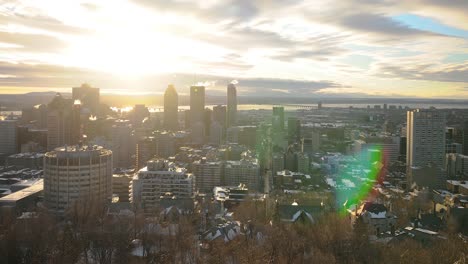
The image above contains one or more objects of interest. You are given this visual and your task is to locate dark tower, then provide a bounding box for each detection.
[227,83,237,127]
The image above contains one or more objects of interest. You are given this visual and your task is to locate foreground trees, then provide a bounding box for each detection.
[0,199,466,264]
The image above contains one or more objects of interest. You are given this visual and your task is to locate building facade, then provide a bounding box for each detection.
[111,120,134,168]
[131,159,195,208]
[163,84,179,131]
[44,145,112,214]
[224,159,260,190]
[407,109,446,168]
[192,159,223,193]
[189,86,205,127]
[0,120,17,157]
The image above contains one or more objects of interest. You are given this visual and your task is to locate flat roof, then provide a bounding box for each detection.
[447,180,468,189]
[0,179,43,204]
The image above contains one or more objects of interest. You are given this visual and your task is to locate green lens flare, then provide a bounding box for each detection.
[336,146,384,216]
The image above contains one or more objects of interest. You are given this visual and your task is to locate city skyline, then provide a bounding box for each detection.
[0,1,467,98]
[0,1,467,262]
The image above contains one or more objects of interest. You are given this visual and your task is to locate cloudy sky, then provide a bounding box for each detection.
[0,0,468,98]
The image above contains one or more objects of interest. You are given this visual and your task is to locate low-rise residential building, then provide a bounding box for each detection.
[349,202,397,235]
[446,180,468,195]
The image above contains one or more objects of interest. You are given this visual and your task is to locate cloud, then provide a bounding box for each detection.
[1,0,468,98]
[376,62,468,82]
[0,12,91,35]
[133,0,261,24]
[0,61,349,96]
[0,31,67,52]
[80,3,99,12]
[339,13,436,37]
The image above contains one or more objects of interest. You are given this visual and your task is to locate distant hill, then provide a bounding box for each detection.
[1,91,468,110]
[0,91,71,109]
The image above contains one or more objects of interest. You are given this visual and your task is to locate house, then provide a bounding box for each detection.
[276,201,323,224]
[200,221,242,249]
[349,202,397,234]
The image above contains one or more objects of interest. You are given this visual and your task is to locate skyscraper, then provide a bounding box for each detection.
[212,105,227,128]
[47,93,73,150]
[190,85,205,126]
[164,84,179,131]
[111,120,134,168]
[407,109,446,168]
[272,106,285,131]
[287,117,301,144]
[72,83,100,115]
[71,100,82,144]
[227,83,237,127]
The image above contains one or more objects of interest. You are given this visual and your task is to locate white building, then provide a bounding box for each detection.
[44,145,113,214]
[131,159,194,208]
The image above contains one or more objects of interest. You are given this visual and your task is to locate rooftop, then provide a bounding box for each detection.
[447,180,468,189]
[0,179,43,204]
[45,145,111,158]
[7,152,44,159]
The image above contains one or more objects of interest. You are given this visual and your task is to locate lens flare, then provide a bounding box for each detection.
[336,146,384,215]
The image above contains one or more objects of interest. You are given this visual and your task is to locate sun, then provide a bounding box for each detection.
[64,25,177,78]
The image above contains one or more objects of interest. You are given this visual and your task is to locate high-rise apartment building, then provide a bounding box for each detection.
[164,84,179,131]
[407,109,446,189]
[407,109,446,168]
[44,145,112,214]
[227,83,237,127]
